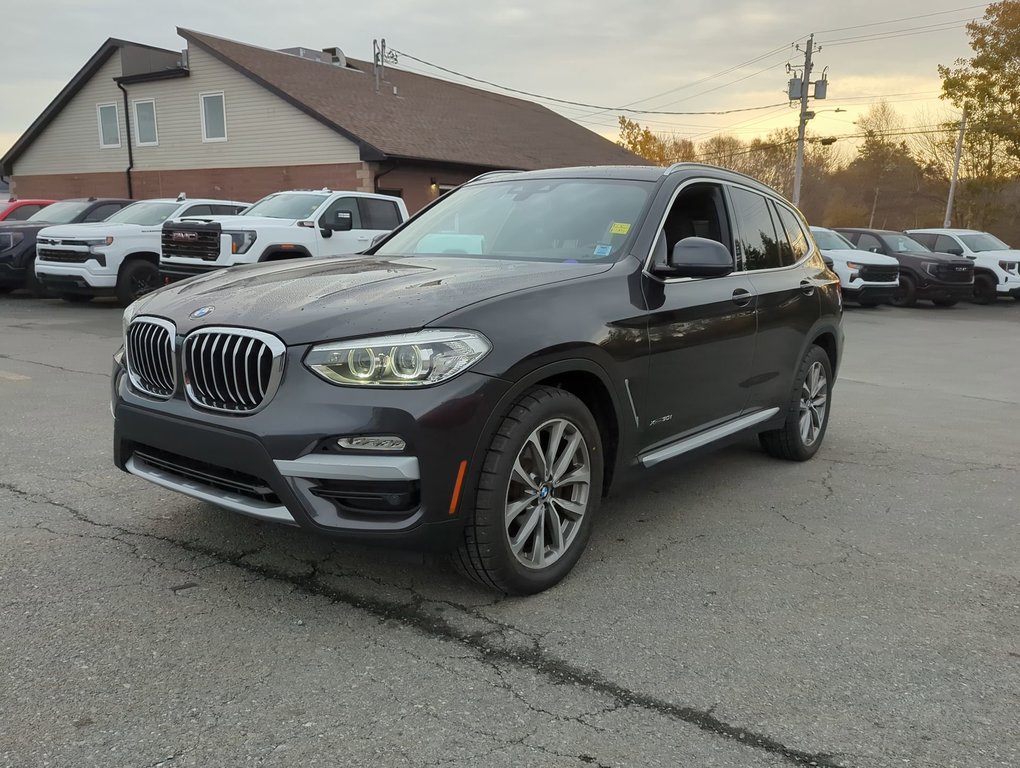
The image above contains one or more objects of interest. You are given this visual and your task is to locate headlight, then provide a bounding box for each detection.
[82,233,115,245]
[999,260,1019,272]
[0,232,24,251]
[923,262,941,275]
[225,230,257,254]
[845,261,863,270]
[304,330,491,387]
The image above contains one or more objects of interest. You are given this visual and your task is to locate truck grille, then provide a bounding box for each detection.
[934,263,974,283]
[126,317,177,399]
[182,328,285,414]
[858,265,898,283]
[162,223,221,261]
[133,445,279,504]
[37,248,90,263]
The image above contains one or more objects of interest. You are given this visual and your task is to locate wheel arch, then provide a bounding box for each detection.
[120,251,159,270]
[259,245,313,262]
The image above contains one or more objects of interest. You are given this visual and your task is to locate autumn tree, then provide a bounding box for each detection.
[940,0,1020,161]
[617,116,696,165]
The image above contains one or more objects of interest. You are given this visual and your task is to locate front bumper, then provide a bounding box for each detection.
[160,261,229,284]
[36,263,117,294]
[915,281,973,301]
[843,283,897,304]
[112,359,511,548]
[0,256,28,287]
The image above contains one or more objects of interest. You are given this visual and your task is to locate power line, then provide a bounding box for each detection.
[822,20,972,46]
[388,49,789,115]
[814,3,986,34]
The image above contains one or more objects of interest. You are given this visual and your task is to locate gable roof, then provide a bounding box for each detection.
[180,29,645,170]
[1,39,182,174]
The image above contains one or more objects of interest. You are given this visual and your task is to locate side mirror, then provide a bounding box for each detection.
[667,237,734,278]
[321,210,353,238]
[822,254,835,269]
[946,246,963,256]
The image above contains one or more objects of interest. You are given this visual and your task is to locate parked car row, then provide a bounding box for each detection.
[810,225,1020,308]
[0,189,410,306]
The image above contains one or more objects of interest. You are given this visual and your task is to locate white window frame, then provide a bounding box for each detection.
[132,98,159,147]
[199,91,227,143]
[96,103,121,149]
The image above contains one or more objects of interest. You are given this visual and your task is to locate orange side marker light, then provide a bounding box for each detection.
[448,460,468,515]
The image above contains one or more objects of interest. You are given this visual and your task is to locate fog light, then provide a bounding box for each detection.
[338,436,406,451]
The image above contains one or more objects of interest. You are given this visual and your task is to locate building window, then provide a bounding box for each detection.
[133,99,158,146]
[96,103,120,148]
[200,92,227,142]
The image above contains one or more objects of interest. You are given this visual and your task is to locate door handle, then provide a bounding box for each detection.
[731,288,753,307]
[800,280,816,296]
[356,236,370,241]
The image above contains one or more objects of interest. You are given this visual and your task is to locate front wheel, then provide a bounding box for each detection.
[971,274,996,305]
[890,274,917,307]
[116,259,160,306]
[759,346,832,462]
[455,386,603,595]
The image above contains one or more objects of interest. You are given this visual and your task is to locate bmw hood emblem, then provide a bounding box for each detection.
[189,306,215,320]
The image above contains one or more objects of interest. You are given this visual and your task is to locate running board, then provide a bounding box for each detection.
[639,407,781,468]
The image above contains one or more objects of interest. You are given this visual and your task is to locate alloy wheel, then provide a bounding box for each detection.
[504,418,591,570]
[799,361,828,447]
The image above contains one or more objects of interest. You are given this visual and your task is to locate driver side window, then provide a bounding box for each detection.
[654,183,732,269]
[857,234,884,253]
[319,197,362,230]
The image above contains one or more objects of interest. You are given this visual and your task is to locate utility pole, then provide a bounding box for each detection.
[944,106,968,227]
[792,34,814,207]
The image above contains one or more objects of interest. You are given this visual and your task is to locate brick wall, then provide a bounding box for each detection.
[370,163,491,212]
[12,162,370,203]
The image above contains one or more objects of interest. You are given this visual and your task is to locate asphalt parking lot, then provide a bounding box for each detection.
[1,294,1017,768]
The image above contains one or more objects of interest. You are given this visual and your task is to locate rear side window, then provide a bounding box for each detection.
[6,205,43,221]
[83,202,126,222]
[729,188,781,271]
[773,204,810,265]
[182,204,213,217]
[359,198,402,230]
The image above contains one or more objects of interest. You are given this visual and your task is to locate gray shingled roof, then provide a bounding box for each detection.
[182,29,646,170]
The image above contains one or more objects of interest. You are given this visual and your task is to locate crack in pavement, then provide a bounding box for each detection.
[2,481,849,768]
[0,353,107,378]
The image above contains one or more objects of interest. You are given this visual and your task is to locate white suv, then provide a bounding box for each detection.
[35,197,247,305]
[160,189,409,284]
[810,226,900,306]
[906,228,1020,304]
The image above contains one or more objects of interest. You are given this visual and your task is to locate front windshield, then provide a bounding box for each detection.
[812,229,854,250]
[26,201,90,224]
[888,234,930,253]
[960,233,1010,252]
[376,178,652,262]
[104,201,180,226]
[242,193,328,220]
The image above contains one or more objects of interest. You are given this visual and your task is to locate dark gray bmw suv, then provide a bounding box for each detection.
[113,164,843,594]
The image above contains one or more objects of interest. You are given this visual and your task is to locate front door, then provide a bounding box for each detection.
[642,182,757,449]
[317,197,404,257]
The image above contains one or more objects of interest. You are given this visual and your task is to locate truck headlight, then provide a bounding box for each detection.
[0,232,24,251]
[304,330,491,387]
[998,260,1019,273]
[225,230,257,254]
[923,262,940,276]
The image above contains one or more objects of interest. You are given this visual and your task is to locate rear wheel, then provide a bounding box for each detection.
[116,259,159,306]
[60,293,93,303]
[455,386,603,595]
[971,274,997,305]
[890,274,916,307]
[759,346,832,462]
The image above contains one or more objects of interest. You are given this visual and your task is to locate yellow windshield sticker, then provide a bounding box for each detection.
[609,222,631,235]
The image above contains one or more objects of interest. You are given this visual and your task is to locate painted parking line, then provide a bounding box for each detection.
[0,371,31,381]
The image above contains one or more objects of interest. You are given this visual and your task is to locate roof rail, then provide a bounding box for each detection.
[469,169,524,182]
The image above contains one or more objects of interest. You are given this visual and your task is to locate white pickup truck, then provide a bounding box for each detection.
[35,196,247,305]
[159,189,409,284]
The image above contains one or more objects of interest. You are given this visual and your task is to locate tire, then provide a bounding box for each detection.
[890,274,917,307]
[933,298,958,307]
[60,293,93,303]
[759,345,832,462]
[455,386,603,595]
[25,255,49,298]
[116,259,159,306]
[971,274,997,305]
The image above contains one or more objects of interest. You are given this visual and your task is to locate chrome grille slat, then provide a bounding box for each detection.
[125,317,176,400]
[182,327,285,414]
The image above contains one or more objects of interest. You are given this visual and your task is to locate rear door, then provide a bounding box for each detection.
[358,198,404,250]
[732,190,821,412]
[642,181,758,448]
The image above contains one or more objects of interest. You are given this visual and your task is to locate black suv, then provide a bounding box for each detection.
[112,165,843,594]
[835,228,974,307]
[0,198,132,295]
